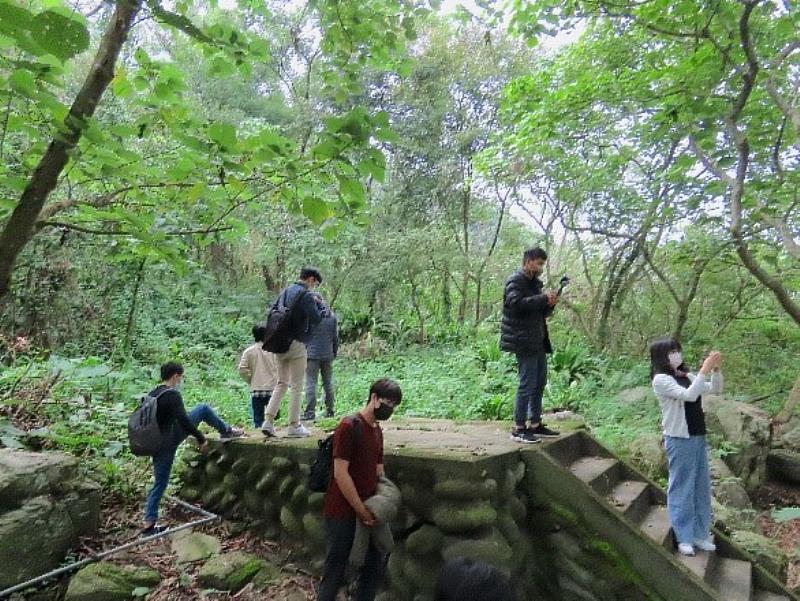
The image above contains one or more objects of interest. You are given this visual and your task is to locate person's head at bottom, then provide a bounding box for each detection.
[434,558,513,601]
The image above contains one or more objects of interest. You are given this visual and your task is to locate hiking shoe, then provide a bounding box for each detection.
[324,409,335,418]
[140,524,169,538]
[693,537,716,552]
[529,423,560,438]
[261,420,276,437]
[286,423,311,438]
[301,411,316,422]
[220,427,245,442]
[510,429,541,444]
[678,543,695,556]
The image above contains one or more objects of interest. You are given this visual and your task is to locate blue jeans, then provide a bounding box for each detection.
[514,352,547,427]
[664,435,712,544]
[143,404,229,523]
[251,392,271,427]
[304,359,335,415]
[318,517,386,601]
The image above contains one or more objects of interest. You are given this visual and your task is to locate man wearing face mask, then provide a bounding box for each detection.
[141,362,243,536]
[500,247,560,444]
[318,378,402,601]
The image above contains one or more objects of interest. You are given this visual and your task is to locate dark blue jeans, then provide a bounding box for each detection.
[251,392,271,427]
[514,352,548,428]
[143,404,229,523]
[318,516,386,601]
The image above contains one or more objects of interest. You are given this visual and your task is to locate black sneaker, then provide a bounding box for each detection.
[140,524,169,538]
[220,427,245,442]
[510,429,541,444]
[301,411,316,422]
[529,423,560,438]
[324,409,334,418]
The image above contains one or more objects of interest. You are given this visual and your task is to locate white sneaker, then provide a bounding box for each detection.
[286,423,310,438]
[678,543,695,556]
[261,420,275,437]
[693,537,716,552]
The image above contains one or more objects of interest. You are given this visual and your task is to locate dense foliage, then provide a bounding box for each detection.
[0,0,797,496]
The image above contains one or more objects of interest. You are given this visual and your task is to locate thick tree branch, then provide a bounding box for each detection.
[0,0,142,298]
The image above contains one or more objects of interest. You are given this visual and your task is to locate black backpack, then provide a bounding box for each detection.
[308,415,362,493]
[263,287,308,353]
[127,387,172,457]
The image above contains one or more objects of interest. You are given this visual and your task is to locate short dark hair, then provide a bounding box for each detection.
[299,267,322,284]
[434,559,512,601]
[252,322,267,342]
[649,337,683,379]
[523,247,548,262]
[368,378,402,406]
[160,362,184,381]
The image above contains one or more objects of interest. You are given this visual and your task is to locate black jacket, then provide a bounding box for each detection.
[271,282,326,344]
[150,385,206,444]
[499,269,554,355]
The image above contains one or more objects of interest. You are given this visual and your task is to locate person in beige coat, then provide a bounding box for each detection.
[239,323,278,427]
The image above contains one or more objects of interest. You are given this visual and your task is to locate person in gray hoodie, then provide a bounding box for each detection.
[302,296,338,421]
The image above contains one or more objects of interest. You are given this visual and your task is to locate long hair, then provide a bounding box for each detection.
[649,337,690,387]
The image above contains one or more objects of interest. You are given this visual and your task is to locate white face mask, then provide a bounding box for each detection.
[668,352,683,370]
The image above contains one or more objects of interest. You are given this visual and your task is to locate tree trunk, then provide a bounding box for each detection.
[775,374,800,425]
[123,258,147,353]
[0,0,142,299]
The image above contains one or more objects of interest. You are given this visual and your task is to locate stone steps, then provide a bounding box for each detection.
[558,446,794,601]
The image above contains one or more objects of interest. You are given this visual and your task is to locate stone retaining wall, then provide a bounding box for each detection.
[178,439,658,601]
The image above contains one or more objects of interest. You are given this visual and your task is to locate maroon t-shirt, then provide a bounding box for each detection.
[323,415,384,520]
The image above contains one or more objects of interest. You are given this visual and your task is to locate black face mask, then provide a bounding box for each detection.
[374,403,394,421]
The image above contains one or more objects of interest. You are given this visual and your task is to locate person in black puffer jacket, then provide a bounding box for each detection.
[500,247,560,443]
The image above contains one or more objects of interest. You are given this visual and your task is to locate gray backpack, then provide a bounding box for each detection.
[128,388,172,456]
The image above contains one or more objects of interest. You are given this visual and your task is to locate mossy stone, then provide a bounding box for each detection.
[242,489,263,515]
[255,470,278,494]
[218,491,238,513]
[400,483,434,518]
[64,562,160,601]
[280,507,303,536]
[496,511,521,546]
[197,551,267,591]
[506,495,527,525]
[402,555,441,592]
[302,512,326,546]
[243,464,260,484]
[405,525,443,557]
[500,469,516,499]
[222,473,240,493]
[432,501,497,534]
[271,456,293,473]
[308,492,326,510]
[433,478,497,501]
[170,531,222,564]
[731,530,788,580]
[231,457,249,474]
[278,474,296,499]
[205,460,222,481]
[387,548,414,600]
[290,484,307,509]
[216,451,234,468]
[202,486,225,509]
[180,486,202,503]
[442,528,512,572]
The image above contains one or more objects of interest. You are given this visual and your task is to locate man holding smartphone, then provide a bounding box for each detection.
[500,247,561,443]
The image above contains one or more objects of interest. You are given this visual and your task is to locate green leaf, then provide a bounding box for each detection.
[208,122,237,151]
[29,8,89,61]
[338,177,366,208]
[302,196,332,225]
[9,69,36,97]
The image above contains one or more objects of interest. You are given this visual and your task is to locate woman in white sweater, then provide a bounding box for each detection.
[650,337,723,557]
